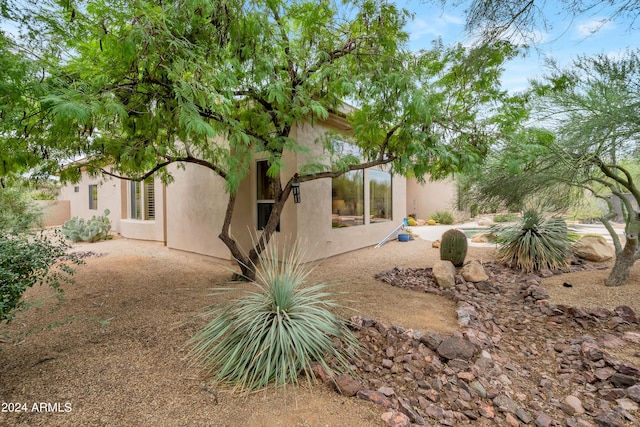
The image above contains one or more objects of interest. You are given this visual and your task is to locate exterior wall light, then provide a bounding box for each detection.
[291,181,301,204]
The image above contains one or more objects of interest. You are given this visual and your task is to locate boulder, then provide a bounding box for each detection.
[461,260,489,282]
[572,235,614,262]
[433,260,456,289]
[471,232,492,243]
[432,240,440,248]
[416,219,426,226]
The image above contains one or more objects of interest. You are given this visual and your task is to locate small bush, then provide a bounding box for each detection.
[492,210,570,273]
[406,217,417,226]
[189,241,359,392]
[430,211,455,225]
[0,187,80,326]
[493,213,520,223]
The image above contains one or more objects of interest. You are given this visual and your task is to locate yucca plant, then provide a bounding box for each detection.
[188,241,359,393]
[492,209,570,273]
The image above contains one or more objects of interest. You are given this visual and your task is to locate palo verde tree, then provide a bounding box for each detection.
[5,0,522,279]
[467,50,640,286]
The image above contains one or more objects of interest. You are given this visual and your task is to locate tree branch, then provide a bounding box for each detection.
[299,156,396,182]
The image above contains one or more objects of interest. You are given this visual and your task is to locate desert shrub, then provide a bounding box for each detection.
[62,209,111,242]
[0,187,80,326]
[189,241,359,392]
[493,213,520,223]
[492,210,570,273]
[430,211,455,225]
[406,217,417,226]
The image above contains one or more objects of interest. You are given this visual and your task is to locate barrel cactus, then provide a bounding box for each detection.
[439,229,468,267]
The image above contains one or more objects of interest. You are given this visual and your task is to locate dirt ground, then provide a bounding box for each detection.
[1,235,638,426]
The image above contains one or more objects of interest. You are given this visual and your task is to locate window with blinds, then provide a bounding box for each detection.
[130,177,155,220]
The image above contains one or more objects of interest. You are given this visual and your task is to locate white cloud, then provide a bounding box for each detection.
[575,18,615,38]
[408,13,464,41]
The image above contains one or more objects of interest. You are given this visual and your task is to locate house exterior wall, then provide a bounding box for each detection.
[59,172,165,242]
[164,163,231,258]
[59,174,123,232]
[406,177,457,221]
[293,122,407,262]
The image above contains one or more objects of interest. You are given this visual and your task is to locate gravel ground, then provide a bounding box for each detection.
[1,233,638,426]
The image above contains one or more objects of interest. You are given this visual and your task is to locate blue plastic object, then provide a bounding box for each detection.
[398,233,410,242]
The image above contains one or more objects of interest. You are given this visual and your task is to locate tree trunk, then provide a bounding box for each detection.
[217,180,293,282]
[605,232,639,287]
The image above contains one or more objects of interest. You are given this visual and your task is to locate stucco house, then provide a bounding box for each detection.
[59,113,456,262]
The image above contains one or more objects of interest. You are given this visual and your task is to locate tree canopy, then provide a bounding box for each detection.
[2,0,524,277]
[462,49,640,285]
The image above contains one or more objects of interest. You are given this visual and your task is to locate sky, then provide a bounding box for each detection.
[400,0,640,93]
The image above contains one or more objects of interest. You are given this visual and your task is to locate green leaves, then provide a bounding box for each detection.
[492,210,571,273]
[188,240,359,392]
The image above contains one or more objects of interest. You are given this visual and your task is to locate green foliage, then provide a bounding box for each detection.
[492,210,570,273]
[440,229,468,267]
[430,211,455,225]
[4,0,525,278]
[61,209,111,243]
[0,186,80,326]
[189,241,359,392]
[0,187,43,233]
[493,213,520,223]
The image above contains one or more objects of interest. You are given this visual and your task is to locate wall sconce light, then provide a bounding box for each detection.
[292,179,301,204]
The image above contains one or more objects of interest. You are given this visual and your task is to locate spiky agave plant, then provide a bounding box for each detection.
[493,209,570,273]
[188,240,359,392]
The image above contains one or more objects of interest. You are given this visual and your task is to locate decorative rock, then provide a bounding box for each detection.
[627,385,640,403]
[378,386,395,397]
[471,232,492,243]
[310,362,331,383]
[564,395,585,415]
[381,411,410,427]
[505,412,520,427]
[470,380,487,398]
[516,407,533,424]
[433,260,456,289]
[535,412,553,427]
[335,374,361,397]
[614,306,638,323]
[416,219,426,226]
[615,398,638,412]
[436,337,477,361]
[493,394,519,413]
[623,332,640,344]
[398,397,426,425]
[461,260,489,282]
[610,373,637,388]
[593,411,625,427]
[357,389,393,408]
[432,240,441,248]
[572,235,614,262]
[526,284,550,301]
[595,367,616,380]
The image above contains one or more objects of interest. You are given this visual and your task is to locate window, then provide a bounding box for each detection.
[370,169,392,222]
[332,170,364,228]
[89,184,98,210]
[256,160,280,231]
[74,186,79,193]
[130,177,155,220]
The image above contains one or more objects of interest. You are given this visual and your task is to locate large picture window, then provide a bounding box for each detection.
[332,170,364,228]
[370,169,392,222]
[257,160,280,231]
[130,177,155,220]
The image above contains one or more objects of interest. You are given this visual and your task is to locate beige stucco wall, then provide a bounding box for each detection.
[406,177,457,221]
[293,122,407,262]
[59,173,123,232]
[164,163,232,258]
[34,200,70,227]
[59,172,165,242]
